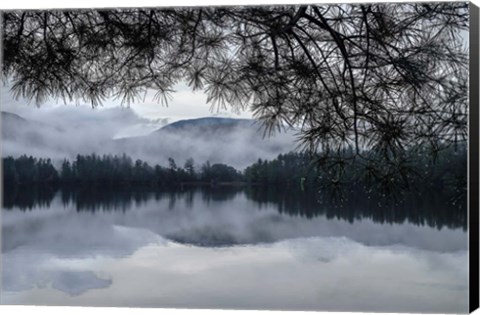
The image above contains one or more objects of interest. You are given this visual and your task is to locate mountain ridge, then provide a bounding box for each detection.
[158,116,257,133]
[2,111,296,169]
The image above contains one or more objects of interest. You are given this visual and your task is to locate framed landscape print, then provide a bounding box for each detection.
[1,0,479,314]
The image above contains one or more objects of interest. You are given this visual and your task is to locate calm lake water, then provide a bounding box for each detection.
[1,186,468,313]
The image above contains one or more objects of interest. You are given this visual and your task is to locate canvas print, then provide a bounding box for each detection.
[0,2,474,313]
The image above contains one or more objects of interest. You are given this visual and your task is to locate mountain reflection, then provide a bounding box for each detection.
[3,184,466,230]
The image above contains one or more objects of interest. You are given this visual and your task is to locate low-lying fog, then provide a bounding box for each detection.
[1,105,297,169]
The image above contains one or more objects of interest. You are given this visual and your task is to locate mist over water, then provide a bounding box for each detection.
[1,107,297,169]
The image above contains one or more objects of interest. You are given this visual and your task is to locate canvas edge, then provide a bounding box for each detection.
[469,1,480,314]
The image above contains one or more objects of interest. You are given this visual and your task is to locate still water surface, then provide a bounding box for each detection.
[1,186,468,312]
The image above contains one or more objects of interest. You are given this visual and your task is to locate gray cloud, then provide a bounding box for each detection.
[2,104,297,169]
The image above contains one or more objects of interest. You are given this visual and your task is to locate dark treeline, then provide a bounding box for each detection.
[3,156,59,185]
[245,146,467,211]
[3,154,242,187]
[3,147,467,193]
[246,147,466,189]
[3,146,467,214]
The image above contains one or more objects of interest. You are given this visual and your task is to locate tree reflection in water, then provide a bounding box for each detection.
[3,184,466,231]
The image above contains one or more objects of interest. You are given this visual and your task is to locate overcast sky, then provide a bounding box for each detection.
[1,81,254,124]
[1,79,291,166]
